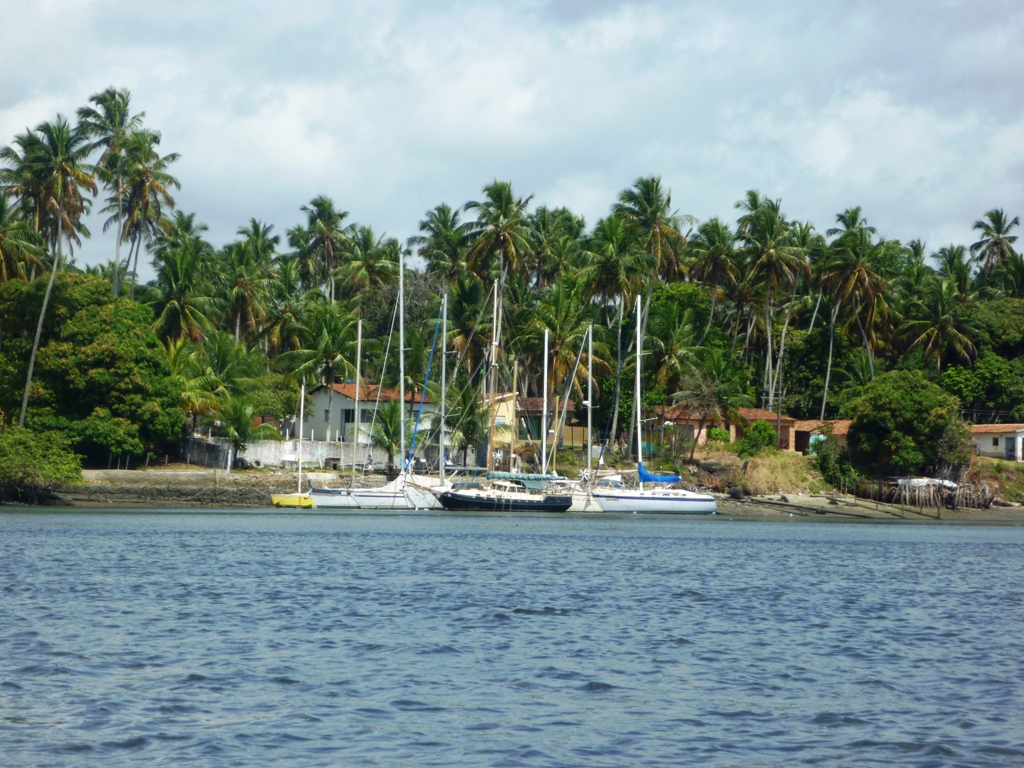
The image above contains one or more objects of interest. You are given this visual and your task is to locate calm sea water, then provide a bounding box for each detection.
[1,512,1022,767]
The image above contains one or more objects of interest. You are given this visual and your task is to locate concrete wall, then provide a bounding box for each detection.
[239,439,391,470]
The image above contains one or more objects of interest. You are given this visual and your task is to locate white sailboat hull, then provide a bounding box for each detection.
[566,492,603,513]
[592,488,717,514]
[310,476,445,511]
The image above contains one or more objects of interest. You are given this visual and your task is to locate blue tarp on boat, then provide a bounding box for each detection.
[637,463,680,484]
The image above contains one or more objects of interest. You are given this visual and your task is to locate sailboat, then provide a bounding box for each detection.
[271,377,315,508]
[591,297,717,514]
[310,250,448,511]
[436,280,572,513]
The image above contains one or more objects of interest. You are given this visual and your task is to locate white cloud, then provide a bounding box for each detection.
[2,0,1023,275]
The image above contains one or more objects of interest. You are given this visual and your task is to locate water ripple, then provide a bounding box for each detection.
[1,512,1022,767]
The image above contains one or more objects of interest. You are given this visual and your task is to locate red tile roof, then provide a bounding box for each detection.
[738,407,795,425]
[971,423,1024,435]
[321,382,430,404]
[794,419,852,436]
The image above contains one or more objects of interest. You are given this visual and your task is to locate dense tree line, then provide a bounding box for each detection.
[2,87,1023,476]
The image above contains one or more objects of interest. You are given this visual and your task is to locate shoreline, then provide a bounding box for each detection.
[3,469,1023,523]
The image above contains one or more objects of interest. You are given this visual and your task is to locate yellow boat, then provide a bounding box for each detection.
[271,492,314,509]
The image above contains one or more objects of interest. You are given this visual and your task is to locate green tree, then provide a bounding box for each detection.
[843,370,965,475]
[29,299,186,462]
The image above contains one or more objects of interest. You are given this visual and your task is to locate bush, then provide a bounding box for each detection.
[0,426,82,503]
[812,426,860,490]
[707,427,731,443]
[738,420,777,458]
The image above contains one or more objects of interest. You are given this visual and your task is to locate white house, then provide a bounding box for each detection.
[971,423,1024,461]
[295,383,436,443]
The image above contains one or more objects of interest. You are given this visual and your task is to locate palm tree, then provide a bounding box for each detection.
[466,181,534,278]
[216,220,277,343]
[689,217,739,341]
[901,279,979,372]
[935,244,974,296]
[648,303,701,394]
[737,197,806,405]
[614,176,692,283]
[289,195,350,302]
[529,206,586,286]
[971,208,1019,274]
[412,203,473,284]
[673,347,752,461]
[0,116,96,426]
[163,338,219,427]
[447,274,491,376]
[77,87,144,296]
[532,278,609,402]
[0,191,43,283]
[340,226,400,299]
[370,398,406,474]
[818,227,891,413]
[443,379,490,467]
[582,214,653,446]
[215,394,282,457]
[108,130,179,298]
[191,330,266,400]
[150,212,214,341]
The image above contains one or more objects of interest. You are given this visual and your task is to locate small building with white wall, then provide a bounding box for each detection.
[289,383,436,443]
[971,423,1024,461]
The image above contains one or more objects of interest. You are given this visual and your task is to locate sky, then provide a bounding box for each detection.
[2,0,1023,279]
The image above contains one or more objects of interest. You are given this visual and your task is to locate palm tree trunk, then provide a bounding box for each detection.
[764,287,774,407]
[819,304,839,420]
[608,299,625,448]
[19,198,63,427]
[854,306,876,378]
[770,290,796,407]
[129,235,142,300]
[807,291,822,334]
[111,191,123,296]
[701,279,719,343]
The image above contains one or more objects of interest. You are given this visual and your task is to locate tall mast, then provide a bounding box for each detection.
[487,279,499,474]
[399,245,405,473]
[297,377,305,494]
[510,359,518,470]
[440,293,447,485]
[636,296,643,487]
[352,317,361,486]
[587,323,593,481]
[542,328,549,475]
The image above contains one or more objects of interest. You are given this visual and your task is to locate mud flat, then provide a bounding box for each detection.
[43,469,379,509]
[715,493,1024,523]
